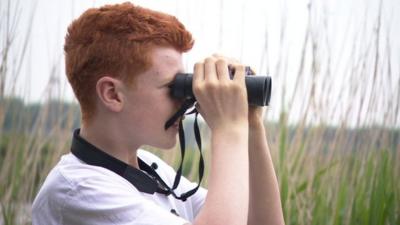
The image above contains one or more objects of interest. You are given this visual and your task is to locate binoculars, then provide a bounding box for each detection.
[169,66,271,106]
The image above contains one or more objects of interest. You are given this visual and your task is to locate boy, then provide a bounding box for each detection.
[32,2,284,225]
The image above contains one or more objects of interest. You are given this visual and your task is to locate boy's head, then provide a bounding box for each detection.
[64,2,193,127]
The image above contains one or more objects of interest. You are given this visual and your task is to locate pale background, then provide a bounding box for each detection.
[2,0,400,127]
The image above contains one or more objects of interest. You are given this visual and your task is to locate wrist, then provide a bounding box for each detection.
[212,118,248,132]
[211,123,249,157]
[212,122,249,141]
[249,117,264,129]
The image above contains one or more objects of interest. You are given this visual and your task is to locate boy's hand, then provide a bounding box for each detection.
[210,54,265,127]
[192,56,248,132]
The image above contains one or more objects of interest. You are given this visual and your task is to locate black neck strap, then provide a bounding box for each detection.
[71,124,203,201]
[164,98,205,200]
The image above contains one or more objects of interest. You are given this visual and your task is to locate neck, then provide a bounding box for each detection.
[80,121,140,168]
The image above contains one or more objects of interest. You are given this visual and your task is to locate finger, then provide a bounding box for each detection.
[212,53,239,65]
[215,59,229,81]
[204,57,217,81]
[193,62,204,83]
[232,64,246,83]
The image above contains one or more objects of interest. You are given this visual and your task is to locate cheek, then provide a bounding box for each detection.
[158,90,177,110]
[148,92,173,119]
[140,89,176,126]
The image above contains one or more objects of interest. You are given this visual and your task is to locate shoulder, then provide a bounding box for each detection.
[56,153,136,190]
[32,153,138,222]
[33,153,189,225]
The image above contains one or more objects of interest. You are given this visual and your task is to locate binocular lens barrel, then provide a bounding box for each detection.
[170,73,271,106]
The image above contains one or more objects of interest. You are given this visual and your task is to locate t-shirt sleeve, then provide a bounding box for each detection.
[62,174,189,225]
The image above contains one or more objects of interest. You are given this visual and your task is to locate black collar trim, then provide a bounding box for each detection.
[70,129,160,194]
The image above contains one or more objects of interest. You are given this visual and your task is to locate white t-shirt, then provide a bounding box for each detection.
[32,150,207,225]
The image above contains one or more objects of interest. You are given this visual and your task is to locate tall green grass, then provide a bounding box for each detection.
[271,112,399,225]
[1,0,399,224]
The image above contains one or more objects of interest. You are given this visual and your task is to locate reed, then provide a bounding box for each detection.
[0,0,399,224]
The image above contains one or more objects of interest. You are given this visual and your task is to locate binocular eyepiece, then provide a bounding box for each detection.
[169,66,272,106]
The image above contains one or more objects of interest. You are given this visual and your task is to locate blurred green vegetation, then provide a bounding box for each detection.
[0,98,399,224]
[1,0,399,224]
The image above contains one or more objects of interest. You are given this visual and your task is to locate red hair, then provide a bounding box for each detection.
[64,2,194,125]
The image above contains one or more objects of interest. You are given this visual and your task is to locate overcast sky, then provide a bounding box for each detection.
[2,0,399,125]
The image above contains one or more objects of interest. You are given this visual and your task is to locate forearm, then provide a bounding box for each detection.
[248,121,285,225]
[194,126,249,225]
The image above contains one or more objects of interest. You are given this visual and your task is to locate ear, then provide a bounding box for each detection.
[96,76,125,112]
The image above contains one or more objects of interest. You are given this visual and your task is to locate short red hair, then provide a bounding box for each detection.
[64,2,194,125]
